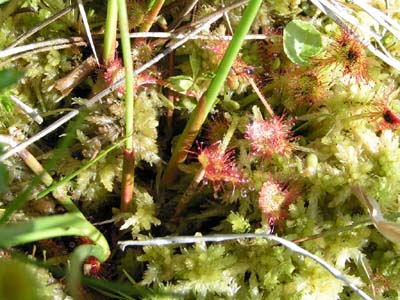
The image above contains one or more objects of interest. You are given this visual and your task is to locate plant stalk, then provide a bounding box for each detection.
[162,0,262,185]
[118,0,136,211]
[135,0,165,45]
[103,0,118,65]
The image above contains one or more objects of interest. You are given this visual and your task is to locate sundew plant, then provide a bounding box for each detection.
[2,0,400,299]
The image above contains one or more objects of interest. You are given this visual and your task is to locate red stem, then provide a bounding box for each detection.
[121,149,135,211]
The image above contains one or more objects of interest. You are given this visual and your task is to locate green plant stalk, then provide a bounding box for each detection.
[162,0,263,185]
[18,149,53,187]
[103,0,118,65]
[37,138,126,199]
[141,0,165,32]
[118,0,134,151]
[0,212,109,258]
[118,0,136,212]
[135,0,165,45]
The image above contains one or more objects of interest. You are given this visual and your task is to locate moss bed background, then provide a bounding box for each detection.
[1,0,400,299]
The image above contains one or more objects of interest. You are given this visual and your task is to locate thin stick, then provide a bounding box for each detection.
[352,0,400,38]
[0,135,52,186]
[172,0,248,33]
[9,95,43,124]
[168,0,199,31]
[6,5,74,49]
[0,33,268,60]
[77,0,99,65]
[247,77,274,117]
[0,37,86,59]
[0,41,87,67]
[221,0,234,34]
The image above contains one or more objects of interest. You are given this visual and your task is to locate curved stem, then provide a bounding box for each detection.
[0,212,109,257]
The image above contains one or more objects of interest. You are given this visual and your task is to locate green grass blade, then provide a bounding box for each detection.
[162,0,263,185]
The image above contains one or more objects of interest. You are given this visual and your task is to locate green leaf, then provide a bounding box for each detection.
[190,51,201,78]
[0,69,24,91]
[0,163,8,194]
[283,20,322,65]
[166,75,194,92]
[159,94,175,110]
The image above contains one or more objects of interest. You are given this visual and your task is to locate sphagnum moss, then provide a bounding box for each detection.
[2,0,400,299]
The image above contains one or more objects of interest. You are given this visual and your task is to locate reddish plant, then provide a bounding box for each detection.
[104,57,125,93]
[289,67,330,105]
[83,256,102,277]
[245,116,294,158]
[104,56,160,93]
[203,40,257,88]
[196,143,247,191]
[373,88,400,130]
[204,115,230,144]
[318,26,368,83]
[258,177,299,228]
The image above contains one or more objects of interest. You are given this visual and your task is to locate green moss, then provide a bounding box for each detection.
[4,1,400,299]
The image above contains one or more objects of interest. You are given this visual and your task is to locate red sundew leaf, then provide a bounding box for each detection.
[245,117,293,158]
[197,143,246,191]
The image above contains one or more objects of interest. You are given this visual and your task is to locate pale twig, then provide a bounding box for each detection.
[0,12,224,162]
[0,37,86,59]
[0,33,266,61]
[5,5,74,49]
[51,55,97,101]
[221,0,234,34]
[0,135,53,186]
[247,77,274,117]
[168,0,199,31]
[173,0,248,33]
[352,185,400,244]
[351,0,400,38]
[9,95,43,124]
[118,233,372,300]
[0,41,87,67]
[128,32,267,40]
[77,0,99,65]
[310,0,400,71]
